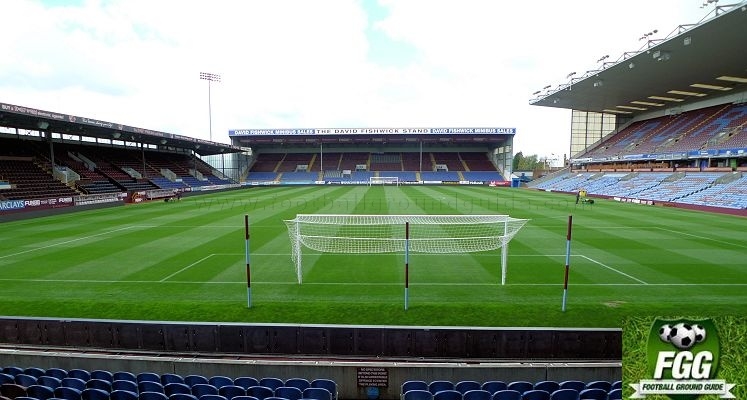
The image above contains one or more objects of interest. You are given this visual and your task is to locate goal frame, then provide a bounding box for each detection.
[368,176,400,186]
[284,214,528,285]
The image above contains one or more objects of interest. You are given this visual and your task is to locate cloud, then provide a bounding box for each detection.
[0,0,717,157]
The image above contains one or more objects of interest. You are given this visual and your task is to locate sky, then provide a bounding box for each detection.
[0,0,720,160]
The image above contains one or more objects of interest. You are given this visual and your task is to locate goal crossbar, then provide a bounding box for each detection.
[284,214,529,284]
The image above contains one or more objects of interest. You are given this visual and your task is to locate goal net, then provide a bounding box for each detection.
[284,214,529,284]
[369,176,399,186]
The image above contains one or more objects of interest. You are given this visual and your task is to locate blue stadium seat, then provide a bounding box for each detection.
[209,377,234,390]
[492,390,522,400]
[610,381,621,391]
[0,374,14,385]
[402,389,433,400]
[169,394,198,400]
[218,385,246,400]
[14,374,38,387]
[245,386,273,400]
[506,382,533,395]
[112,380,139,393]
[61,378,87,391]
[38,376,62,389]
[578,388,607,400]
[2,367,24,376]
[558,381,585,393]
[548,389,578,400]
[301,388,332,400]
[433,390,461,400]
[165,383,192,396]
[607,388,622,400]
[233,378,259,390]
[231,396,260,400]
[82,388,110,400]
[45,369,68,380]
[90,371,113,383]
[462,389,491,400]
[162,375,185,386]
[199,395,228,400]
[110,389,139,400]
[138,373,161,384]
[184,376,209,388]
[27,384,55,400]
[113,372,137,383]
[584,381,610,393]
[67,370,90,383]
[140,391,169,400]
[139,381,165,394]
[274,386,303,400]
[258,379,283,392]
[428,381,454,395]
[309,380,336,400]
[86,379,112,393]
[401,381,428,395]
[284,379,310,392]
[520,390,550,400]
[455,381,481,395]
[54,386,82,400]
[23,368,46,379]
[191,384,219,398]
[532,382,559,395]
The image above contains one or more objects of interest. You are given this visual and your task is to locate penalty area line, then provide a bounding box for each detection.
[160,254,215,282]
[579,254,648,285]
[0,227,135,260]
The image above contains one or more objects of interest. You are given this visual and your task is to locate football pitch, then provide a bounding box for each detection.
[1,185,745,328]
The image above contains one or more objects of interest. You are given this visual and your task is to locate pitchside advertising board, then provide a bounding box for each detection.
[228,127,517,135]
[624,316,744,399]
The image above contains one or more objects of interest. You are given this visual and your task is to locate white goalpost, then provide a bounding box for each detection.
[368,176,399,186]
[283,214,529,287]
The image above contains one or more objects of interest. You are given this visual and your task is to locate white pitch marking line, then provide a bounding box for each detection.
[160,254,215,282]
[1,278,746,287]
[0,227,134,259]
[579,254,648,285]
[653,227,747,249]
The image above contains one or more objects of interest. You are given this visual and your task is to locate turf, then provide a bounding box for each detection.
[1,185,745,328]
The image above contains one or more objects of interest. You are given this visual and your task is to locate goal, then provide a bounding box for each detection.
[284,214,529,284]
[369,176,399,186]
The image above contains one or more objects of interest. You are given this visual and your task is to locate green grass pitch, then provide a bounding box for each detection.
[1,185,745,328]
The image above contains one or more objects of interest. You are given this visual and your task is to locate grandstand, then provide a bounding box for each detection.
[528,2,747,216]
[234,128,514,186]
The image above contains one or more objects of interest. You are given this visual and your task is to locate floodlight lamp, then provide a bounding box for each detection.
[112,132,121,139]
[629,62,635,69]
[543,85,551,89]
[160,139,167,144]
[37,121,49,130]
[532,90,541,95]
[566,71,576,78]
[593,80,603,87]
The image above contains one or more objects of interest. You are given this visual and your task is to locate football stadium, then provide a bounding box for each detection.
[2,3,747,400]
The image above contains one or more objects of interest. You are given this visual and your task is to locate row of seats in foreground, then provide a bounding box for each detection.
[0,367,336,400]
[401,380,622,400]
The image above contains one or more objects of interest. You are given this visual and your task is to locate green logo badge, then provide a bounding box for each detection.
[630,318,735,399]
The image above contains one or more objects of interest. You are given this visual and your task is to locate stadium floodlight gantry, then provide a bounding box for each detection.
[369,176,400,186]
[284,214,529,285]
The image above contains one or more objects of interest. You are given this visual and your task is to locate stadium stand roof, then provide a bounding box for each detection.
[0,101,241,156]
[229,127,516,149]
[529,2,747,116]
